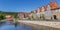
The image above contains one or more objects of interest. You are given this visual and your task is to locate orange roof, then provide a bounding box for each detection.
[44,6,47,11]
[38,7,42,12]
[50,2,58,9]
[6,15,13,19]
[38,6,47,12]
[31,2,60,12]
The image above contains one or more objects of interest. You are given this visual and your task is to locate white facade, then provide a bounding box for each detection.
[52,9,60,20]
[45,5,52,19]
[35,5,60,20]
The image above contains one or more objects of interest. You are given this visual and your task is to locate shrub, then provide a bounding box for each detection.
[0,15,5,20]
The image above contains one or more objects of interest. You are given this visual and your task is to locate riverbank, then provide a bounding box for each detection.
[0,20,60,30]
[25,23,60,30]
[0,20,6,22]
[18,20,60,30]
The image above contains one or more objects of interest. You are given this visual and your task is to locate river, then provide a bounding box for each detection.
[0,22,32,30]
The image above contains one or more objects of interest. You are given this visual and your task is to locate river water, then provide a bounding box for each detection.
[0,22,32,30]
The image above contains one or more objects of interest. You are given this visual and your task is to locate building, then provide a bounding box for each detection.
[32,2,60,20]
[18,12,25,19]
[18,12,30,20]
[18,2,60,20]
[51,7,60,20]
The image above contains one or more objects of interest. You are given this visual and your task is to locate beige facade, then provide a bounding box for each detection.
[18,12,24,19]
[37,8,40,13]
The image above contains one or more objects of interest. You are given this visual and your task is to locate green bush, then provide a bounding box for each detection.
[14,14,18,18]
[41,14,45,19]
[0,15,5,20]
[32,14,34,19]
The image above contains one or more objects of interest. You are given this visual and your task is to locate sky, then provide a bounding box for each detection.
[0,0,60,12]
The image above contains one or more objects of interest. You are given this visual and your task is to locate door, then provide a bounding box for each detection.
[53,15,57,19]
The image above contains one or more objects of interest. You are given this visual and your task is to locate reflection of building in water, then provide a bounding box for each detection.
[5,15,15,24]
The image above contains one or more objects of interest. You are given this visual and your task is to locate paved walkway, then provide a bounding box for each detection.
[18,20,60,29]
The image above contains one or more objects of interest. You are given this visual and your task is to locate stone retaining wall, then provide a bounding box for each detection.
[19,22,60,30]
[21,23,60,30]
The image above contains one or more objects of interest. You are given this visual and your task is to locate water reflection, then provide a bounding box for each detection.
[0,22,32,30]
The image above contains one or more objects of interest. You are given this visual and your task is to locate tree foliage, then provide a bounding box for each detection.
[32,14,34,19]
[0,11,18,20]
[0,15,5,20]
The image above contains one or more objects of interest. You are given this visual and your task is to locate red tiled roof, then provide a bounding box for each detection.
[44,6,47,11]
[39,7,42,12]
[49,2,58,10]
[31,2,60,13]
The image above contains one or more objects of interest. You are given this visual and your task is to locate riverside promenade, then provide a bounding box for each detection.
[18,20,60,30]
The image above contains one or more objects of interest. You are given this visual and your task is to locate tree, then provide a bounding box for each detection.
[41,14,45,20]
[14,20,19,30]
[14,14,18,19]
[32,14,34,19]
[0,15,5,20]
